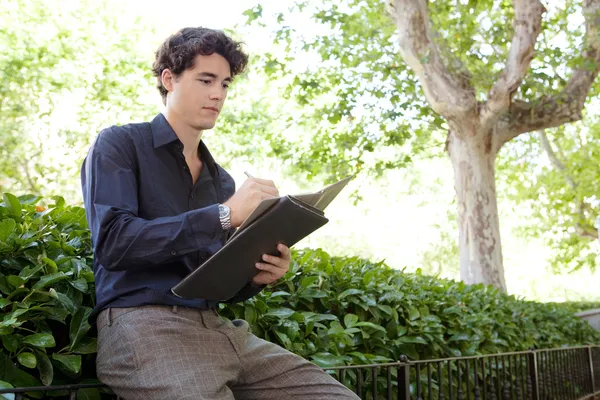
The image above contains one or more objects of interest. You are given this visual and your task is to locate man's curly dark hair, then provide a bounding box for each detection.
[152,27,249,104]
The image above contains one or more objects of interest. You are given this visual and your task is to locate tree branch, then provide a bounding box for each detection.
[501,0,600,144]
[576,225,599,239]
[387,0,477,120]
[21,158,40,194]
[538,130,577,190]
[539,130,598,240]
[480,0,546,132]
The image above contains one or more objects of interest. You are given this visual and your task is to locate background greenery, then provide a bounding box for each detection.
[1,0,598,303]
[0,196,598,398]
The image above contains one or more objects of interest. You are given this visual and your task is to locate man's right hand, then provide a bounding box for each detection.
[224,177,279,228]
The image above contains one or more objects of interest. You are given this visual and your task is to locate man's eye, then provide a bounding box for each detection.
[223,83,230,89]
[199,79,211,84]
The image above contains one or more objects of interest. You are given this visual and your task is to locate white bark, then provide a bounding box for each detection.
[447,129,506,291]
[501,0,600,145]
[480,0,545,132]
[387,0,476,121]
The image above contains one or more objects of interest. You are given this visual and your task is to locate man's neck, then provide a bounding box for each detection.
[163,110,202,159]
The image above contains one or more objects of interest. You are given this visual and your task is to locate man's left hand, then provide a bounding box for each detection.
[253,243,291,286]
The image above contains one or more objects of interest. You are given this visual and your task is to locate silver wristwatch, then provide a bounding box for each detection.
[218,204,231,230]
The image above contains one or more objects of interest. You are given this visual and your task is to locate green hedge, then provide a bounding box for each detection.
[546,301,600,314]
[1,194,599,395]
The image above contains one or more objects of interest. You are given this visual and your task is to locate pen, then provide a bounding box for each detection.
[244,171,254,179]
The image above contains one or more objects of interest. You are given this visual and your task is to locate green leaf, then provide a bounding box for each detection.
[244,305,257,326]
[69,307,91,351]
[338,288,362,299]
[22,333,56,348]
[449,333,471,342]
[32,272,68,290]
[71,338,97,354]
[0,219,16,243]
[444,306,463,314]
[0,317,19,329]
[310,352,347,368]
[269,291,290,298]
[34,350,53,386]
[264,308,295,318]
[422,315,442,323]
[344,313,358,328]
[0,351,40,390]
[2,335,19,352]
[3,194,21,218]
[41,258,58,274]
[6,276,24,290]
[442,345,462,358]
[397,325,408,336]
[19,265,44,281]
[77,388,101,400]
[354,321,387,333]
[52,354,81,374]
[377,304,393,315]
[274,330,291,348]
[69,278,88,293]
[49,288,77,314]
[409,307,421,321]
[17,352,37,369]
[398,336,428,345]
[0,380,15,400]
[0,298,11,309]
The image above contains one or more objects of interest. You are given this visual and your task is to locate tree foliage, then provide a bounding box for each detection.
[240,0,594,179]
[238,0,600,275]
[497,118,600,273]
[0,0,158,201]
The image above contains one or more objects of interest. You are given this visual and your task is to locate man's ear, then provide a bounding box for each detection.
[161,69,175,92]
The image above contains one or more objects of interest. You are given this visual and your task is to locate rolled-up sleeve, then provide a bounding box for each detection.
[81,128,222,271]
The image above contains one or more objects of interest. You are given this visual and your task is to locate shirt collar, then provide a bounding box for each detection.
[151,113,179,148]
[150,112,221,182]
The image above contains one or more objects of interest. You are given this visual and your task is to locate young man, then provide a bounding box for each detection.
[81,27,359,400]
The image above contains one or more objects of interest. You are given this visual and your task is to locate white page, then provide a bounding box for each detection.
[226,175,353,242]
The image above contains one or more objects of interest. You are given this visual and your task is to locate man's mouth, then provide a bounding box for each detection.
[203,107,219,112]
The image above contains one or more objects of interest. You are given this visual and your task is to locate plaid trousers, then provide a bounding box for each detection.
[96,305,360,400]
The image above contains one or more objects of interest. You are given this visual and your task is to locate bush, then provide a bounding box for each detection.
[0,194,99,398]
[547,301,600,314]
[1,194,599,396]
[220,249,600,367]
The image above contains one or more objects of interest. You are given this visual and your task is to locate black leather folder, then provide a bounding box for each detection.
[171,176,352,301]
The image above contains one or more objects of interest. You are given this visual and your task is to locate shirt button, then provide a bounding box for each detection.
[171,251,177,256]
[190,194,194,199]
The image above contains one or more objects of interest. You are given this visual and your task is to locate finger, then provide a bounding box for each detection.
[277,243,291,260]
[253,271,276,285]
[261,254,288,269]
[249,177,276,187]
[255,262,286,277]
[257,184,279,197]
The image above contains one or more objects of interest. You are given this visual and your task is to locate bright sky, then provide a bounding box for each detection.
[120,0,290,52]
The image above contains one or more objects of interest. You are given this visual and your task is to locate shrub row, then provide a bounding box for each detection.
[1,194,599,397]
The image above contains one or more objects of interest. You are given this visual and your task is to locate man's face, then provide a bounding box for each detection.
[163,53,231,131]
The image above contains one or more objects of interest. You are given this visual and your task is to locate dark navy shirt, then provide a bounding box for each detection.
[81,113,262,319]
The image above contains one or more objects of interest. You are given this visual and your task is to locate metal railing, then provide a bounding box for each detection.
[0,346,598,399]
[326,345,599,400]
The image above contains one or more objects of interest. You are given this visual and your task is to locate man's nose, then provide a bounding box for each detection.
[209,86,225,100]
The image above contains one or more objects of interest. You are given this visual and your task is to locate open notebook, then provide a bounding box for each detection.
[171,176,353,301]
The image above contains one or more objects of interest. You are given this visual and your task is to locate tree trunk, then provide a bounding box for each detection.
[447,128,507,292]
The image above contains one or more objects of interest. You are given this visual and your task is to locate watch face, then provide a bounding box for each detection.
[219,205,229,218]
